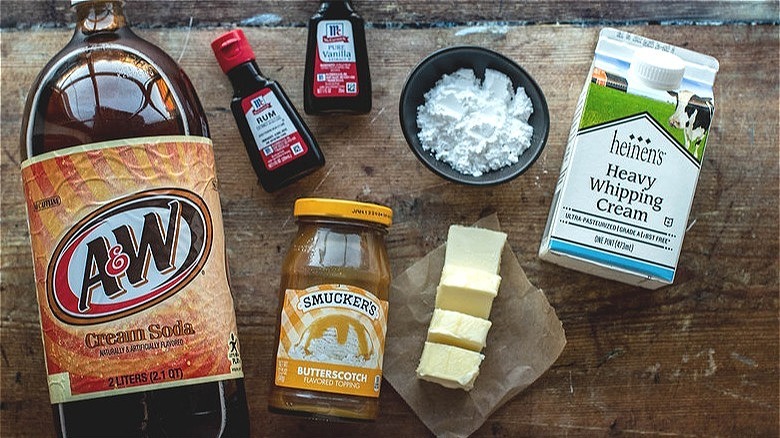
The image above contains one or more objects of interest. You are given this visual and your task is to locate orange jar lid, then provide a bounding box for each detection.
[293,198,392,227]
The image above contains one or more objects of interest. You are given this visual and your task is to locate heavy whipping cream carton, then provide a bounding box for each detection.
[539,28,719,288]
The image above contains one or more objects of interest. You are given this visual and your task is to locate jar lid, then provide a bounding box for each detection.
[629,47,686,90]
[294,198,393,227]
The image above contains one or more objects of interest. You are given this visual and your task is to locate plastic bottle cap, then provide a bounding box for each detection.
[294,198,393,227]
[211,29,256,74]
[629,47,686,90]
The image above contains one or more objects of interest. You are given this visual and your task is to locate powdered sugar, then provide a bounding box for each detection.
[416,68,534,177]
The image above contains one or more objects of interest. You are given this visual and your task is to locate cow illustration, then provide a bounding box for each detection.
[668,91,714,160]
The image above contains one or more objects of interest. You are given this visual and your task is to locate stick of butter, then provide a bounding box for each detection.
[444,225,508,274]
[416,342,485,391]
[416,224,508,391]
[427,308,492,351]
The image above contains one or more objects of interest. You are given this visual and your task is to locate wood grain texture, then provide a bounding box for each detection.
[1,22,778,438]
[1,0,778,29]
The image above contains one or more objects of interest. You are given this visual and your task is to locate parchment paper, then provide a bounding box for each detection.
[384,215,566,437]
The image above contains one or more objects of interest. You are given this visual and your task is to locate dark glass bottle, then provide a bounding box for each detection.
[19,1,250,436]
[304,0,372,115]
[213,29,325,192]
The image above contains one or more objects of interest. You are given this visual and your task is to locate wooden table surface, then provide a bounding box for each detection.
[1,2,778,437]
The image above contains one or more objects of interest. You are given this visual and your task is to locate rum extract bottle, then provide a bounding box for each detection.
[212,29,324,192]
[304,1,372,115]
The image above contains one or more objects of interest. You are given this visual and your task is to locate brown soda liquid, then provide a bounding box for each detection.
[20,2,250,436]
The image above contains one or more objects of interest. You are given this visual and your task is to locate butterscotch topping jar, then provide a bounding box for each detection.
[269,198,392,421]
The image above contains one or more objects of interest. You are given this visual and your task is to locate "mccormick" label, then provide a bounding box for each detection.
[275,284,388,398]
[242,88,308,171]
[21,136,243,403]
[313,20,358,97]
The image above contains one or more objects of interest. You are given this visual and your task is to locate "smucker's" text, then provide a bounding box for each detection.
[297,289,379,319]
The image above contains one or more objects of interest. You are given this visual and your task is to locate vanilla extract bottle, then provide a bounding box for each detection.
[19,0,249,436]
[304,0,372,114]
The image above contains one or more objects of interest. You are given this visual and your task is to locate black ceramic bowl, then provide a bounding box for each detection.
[399,46,550,186]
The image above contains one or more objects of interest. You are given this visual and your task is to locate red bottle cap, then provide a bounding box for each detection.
[211,29,256,74]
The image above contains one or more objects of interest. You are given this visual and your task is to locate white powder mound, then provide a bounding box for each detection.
[416,68,535,177]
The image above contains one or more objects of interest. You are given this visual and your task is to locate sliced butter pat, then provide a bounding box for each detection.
[440,264,501,291]
[427,308,492,351]
[435,285,495,319]
[416,342,485,391]
[435,265,501,319]
[444,225,507,274]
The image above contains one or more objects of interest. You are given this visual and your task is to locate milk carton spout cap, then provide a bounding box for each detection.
[629,47,685,90]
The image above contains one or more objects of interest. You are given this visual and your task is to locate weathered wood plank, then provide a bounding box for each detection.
[1,25,778,437]
[1,0,778,29]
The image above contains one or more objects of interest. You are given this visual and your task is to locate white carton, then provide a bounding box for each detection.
[539,29,719,289]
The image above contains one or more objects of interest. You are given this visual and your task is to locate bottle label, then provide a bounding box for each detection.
[274,284,388,398]
[313,20,359,97]
[21,136,244,404]
[242,88,309,171]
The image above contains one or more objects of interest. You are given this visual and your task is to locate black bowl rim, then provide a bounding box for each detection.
[399,45,550,186]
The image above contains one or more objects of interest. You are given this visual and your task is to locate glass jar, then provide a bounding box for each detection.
[269,198,392,421]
